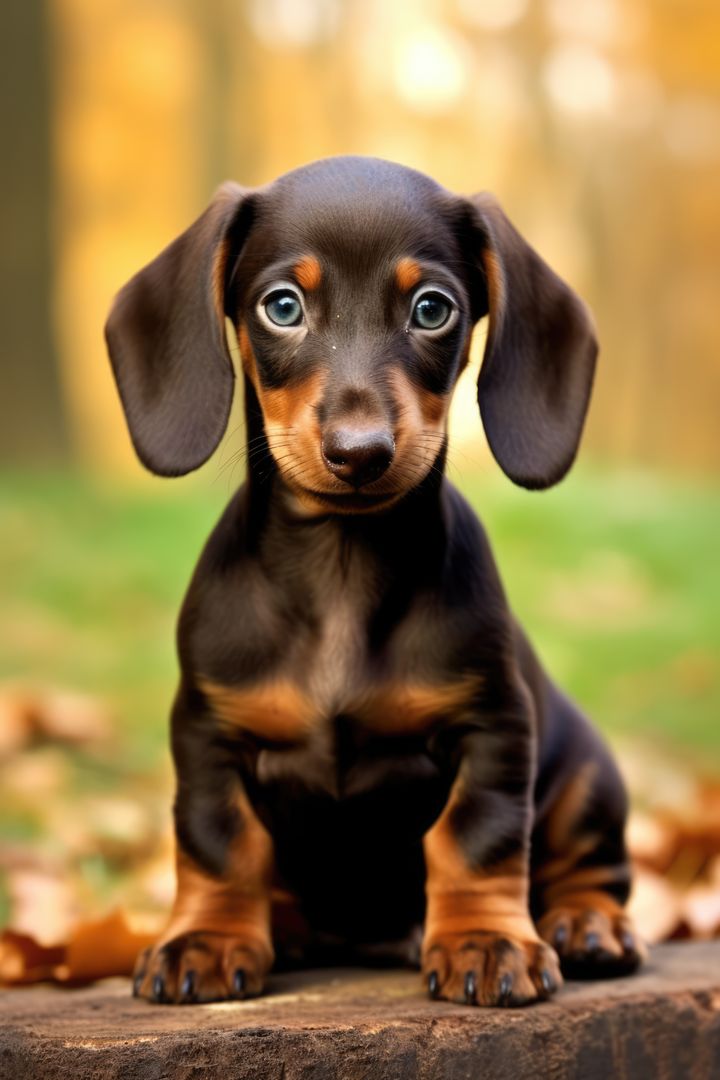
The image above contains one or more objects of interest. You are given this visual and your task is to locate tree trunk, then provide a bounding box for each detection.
[0,2,68,464]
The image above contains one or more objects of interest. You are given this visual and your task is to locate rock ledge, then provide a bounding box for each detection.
[2,941,719,1079]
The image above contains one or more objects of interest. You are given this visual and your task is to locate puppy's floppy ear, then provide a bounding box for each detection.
[105,182,253,476]
[466,194,598,490]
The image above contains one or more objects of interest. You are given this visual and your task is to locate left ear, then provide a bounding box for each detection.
[104,182,253,477]
[464,194,598,490]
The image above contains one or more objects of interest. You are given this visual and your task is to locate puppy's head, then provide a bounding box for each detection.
[105,157,597,510]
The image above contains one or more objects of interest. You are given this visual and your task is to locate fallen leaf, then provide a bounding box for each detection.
[0,693,33,757]
[34,689,113,745]
[56,909,159,982]
[626,811,678,873]
[0,684,113,753]
[0,910,161,986]
[627,865,683,944]
[6,868,77,946]
[682,883,720,939]
[0,930,65,984]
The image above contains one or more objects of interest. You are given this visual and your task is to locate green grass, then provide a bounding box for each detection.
[462,466,720,758]
[1,464,719,776]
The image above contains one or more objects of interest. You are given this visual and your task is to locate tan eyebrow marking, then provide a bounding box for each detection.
[395,257,423,293]
[293,255,322,291]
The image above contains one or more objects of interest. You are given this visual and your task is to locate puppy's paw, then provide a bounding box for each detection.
[422,932,562,1007]
[538,905,646,979]
[132,931,271,1004]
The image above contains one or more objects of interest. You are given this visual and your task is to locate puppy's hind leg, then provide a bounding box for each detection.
[531,714,645,979]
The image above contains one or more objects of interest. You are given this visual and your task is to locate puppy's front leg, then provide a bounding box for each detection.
[133,691,274,1004]
[423,682,561,1007]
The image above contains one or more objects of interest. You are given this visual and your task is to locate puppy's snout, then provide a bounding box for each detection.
[322,427,395,488]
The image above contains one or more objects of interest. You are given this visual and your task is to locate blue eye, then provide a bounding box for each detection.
[411,291,453,330]
[264,290,303,327]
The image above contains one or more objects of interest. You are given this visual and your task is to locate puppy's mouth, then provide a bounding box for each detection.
[299,487,401,512]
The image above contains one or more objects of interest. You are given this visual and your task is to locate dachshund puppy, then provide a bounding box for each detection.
[105,156,643,1007]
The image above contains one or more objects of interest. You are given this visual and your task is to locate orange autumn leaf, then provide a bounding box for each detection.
[0,911,159,986]
[0,685,113,758]
[57,909,157,983]
[626,866,684,945]
[0,930,65,985]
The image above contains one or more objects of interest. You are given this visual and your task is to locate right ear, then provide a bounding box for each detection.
[104,182,254,476]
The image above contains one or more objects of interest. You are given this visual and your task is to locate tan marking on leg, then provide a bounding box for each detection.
[542,867,631,913]
[532,842,601,888]
[423,772,538,944]
[421,774,557,1005]
[293,255,322,292]
[395,257,422,293]
[534,762,615,894]
[158,786,274,966]
[199,678,318,742]
[544,762,598,854]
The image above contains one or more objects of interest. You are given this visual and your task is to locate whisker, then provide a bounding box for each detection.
[215,436,296,480]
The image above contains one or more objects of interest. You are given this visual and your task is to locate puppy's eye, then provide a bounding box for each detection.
[263,289,303,328]
[411,291,453,331]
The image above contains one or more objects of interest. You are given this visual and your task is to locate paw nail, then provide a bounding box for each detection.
[233,968,246,996]
[132,974,143,997]
[152,975,165,1002]
[428,971,440,999]
[585,931,601,953]
[553,925,568,949]
[540,968,554,994]
[498,973,513,1005]
[464,971,477,1005]
[181,970,196,1001]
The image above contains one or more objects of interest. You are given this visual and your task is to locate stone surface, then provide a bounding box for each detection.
[1,942,720,1079]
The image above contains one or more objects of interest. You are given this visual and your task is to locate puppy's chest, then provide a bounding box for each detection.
[302,594,366,719]
[254,596,450,797]
[204,586,479,800]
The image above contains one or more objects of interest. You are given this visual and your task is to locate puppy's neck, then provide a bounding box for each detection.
[246,468,448,593]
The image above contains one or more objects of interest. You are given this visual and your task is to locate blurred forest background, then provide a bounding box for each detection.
[1,0,720,964]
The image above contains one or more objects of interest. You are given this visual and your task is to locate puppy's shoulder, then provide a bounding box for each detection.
[441,481,505,600]
[176,485,283,680]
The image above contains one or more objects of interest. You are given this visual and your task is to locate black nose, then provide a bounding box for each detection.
[322,427,395,488]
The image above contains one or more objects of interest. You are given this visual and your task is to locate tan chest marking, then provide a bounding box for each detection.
[355,675,483,734]
[200,670,482,743]
[200,678,318,742]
